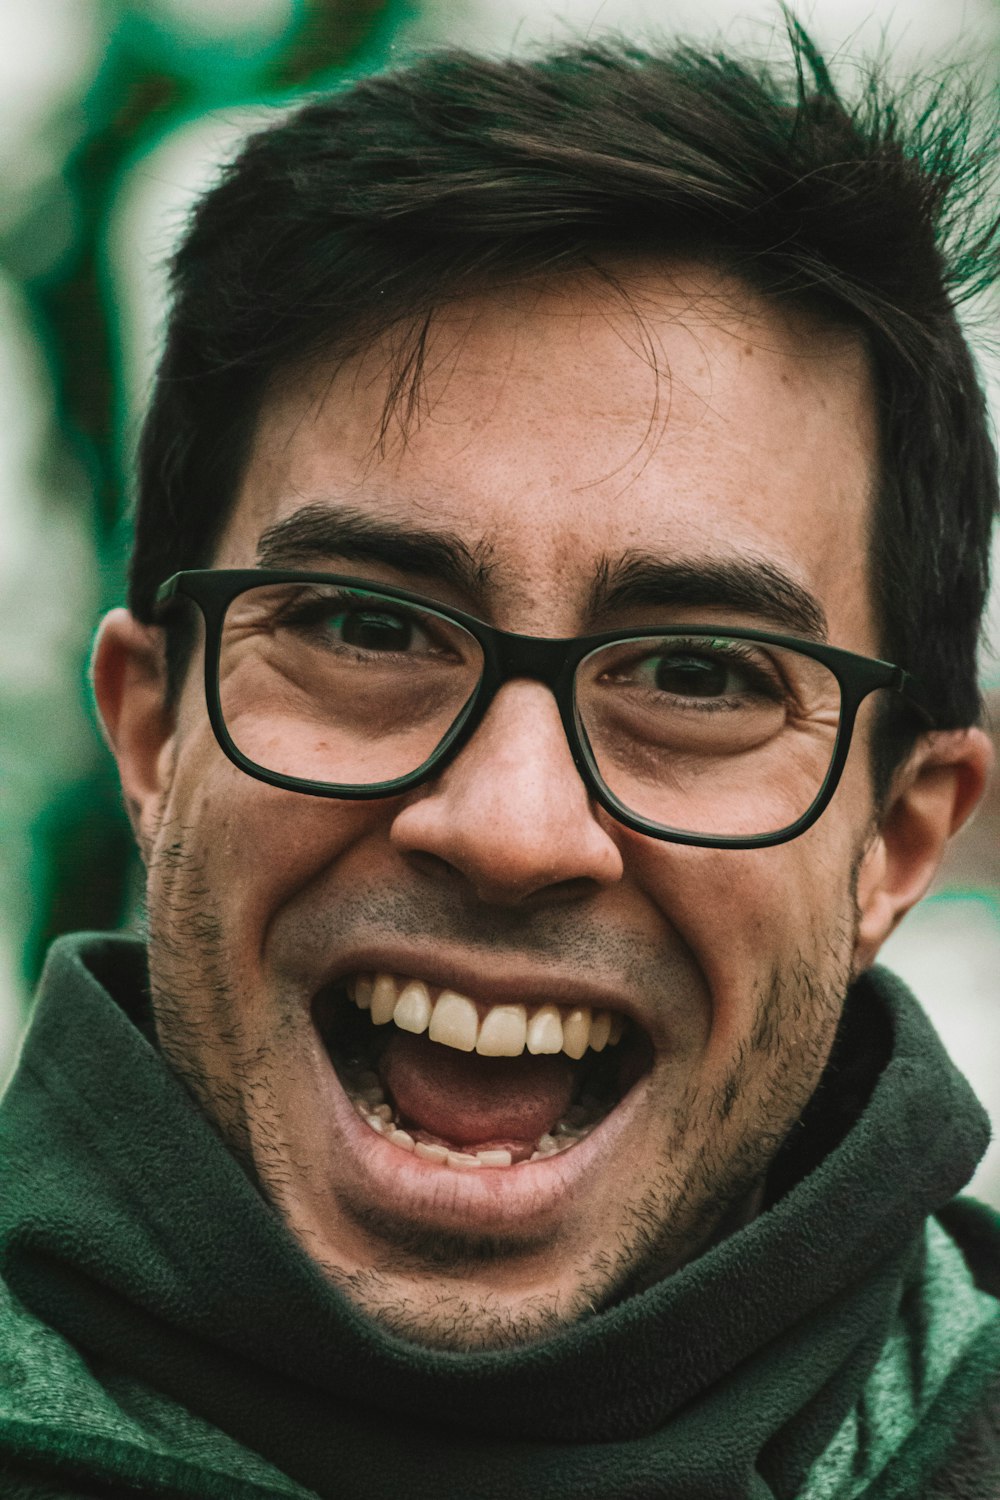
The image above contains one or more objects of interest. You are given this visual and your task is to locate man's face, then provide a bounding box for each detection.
[133,264,884,1349]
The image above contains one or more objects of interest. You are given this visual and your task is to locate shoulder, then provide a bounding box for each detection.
[0,1276,316,1499]
[804,1204,1000,1498]
[913,1200,1000,1499]
[0,1460,109,1499]
[923,1391,1000,1500]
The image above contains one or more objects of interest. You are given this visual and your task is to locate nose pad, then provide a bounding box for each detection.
[389,681,624,904]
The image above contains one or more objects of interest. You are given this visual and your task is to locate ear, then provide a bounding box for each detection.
[853,726,995,973]
[91,609,176,859]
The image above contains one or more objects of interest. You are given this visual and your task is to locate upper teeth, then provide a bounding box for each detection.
[349,973,625,1058]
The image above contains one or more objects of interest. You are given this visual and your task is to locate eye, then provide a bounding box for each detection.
[616,642,784,705]
[644,651,746,698]
[333,605,418,653]
[276,592,442,658]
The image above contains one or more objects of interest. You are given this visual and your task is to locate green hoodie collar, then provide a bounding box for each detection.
[0,933,993,1498]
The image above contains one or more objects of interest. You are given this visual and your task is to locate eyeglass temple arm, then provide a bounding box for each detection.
[893,667,937,728]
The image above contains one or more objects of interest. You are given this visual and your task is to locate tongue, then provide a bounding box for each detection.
[380,1030,575,1148]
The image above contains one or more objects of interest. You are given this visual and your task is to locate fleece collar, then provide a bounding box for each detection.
[0,933,994,1499]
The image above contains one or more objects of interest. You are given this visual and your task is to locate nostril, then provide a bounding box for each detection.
[388,695,625,894]
[398,848,466,888]
[402,854,605,909]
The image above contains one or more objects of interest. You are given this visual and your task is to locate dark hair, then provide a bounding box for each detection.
[130,21,999,804]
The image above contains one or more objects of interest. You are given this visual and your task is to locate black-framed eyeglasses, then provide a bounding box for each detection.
[155,569,935,850]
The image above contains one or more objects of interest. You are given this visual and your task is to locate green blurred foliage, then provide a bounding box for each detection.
[2,0,412,1004]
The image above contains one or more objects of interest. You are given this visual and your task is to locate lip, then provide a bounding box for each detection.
[319,1025,653,1233]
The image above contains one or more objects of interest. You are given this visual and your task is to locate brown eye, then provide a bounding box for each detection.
[617,644,782,705]
[337,608,413,652]
[652,654,734,697]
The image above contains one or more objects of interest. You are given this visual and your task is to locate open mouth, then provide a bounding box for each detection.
[315,974,653,1173]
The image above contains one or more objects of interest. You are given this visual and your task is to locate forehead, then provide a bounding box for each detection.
[221,261,878,646]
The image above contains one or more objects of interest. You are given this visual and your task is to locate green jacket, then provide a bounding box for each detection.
[0,934,998,1498]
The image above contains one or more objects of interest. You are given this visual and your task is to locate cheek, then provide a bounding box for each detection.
[152,725,382,947]
[625,824,858,1051]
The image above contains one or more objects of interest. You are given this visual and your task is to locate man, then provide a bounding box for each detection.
[1,22,998,1499]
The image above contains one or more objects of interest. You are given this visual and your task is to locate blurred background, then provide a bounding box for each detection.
[1,0,998,1203]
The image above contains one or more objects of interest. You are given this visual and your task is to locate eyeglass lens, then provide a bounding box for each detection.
[216,581,843,839]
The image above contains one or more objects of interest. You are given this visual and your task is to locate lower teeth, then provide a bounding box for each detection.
[344,1073,609,1170]
[325,998,622,1171]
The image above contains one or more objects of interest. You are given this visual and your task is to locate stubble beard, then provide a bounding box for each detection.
[142,820,856,1353]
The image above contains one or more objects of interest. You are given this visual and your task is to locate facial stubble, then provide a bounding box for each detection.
[142,820,854,1352]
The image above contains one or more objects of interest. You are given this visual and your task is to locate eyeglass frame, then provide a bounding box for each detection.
[154,567,937,851]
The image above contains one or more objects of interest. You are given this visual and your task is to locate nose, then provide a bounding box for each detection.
[389,680,625,905]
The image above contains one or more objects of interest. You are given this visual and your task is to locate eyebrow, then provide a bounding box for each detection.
[254,502,829,641]
[254,503,494,596]
[588,553,829,640]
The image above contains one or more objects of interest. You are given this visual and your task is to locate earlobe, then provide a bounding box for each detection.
[852,727,995,973]
[91,609,176,854]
